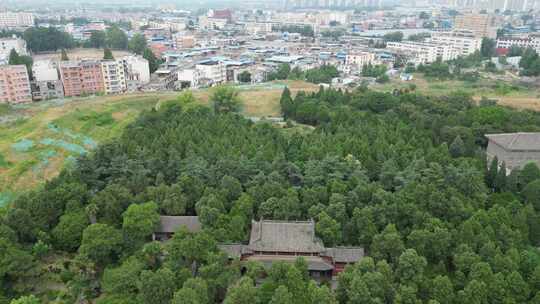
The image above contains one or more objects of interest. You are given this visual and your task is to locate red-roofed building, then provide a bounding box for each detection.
[211,9,232,21]
[149,43,169,59]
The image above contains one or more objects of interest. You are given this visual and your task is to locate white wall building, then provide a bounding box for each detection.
[32,60,59,82]
[101,60,127,95]
[387,41,457,65]
[31,60,64,101]
[496,36,540,53]
[245,22,274,35]
[121,55,150,91]
[0,12,35,29]
[198,16,228,30]
[177,69,201,88]
[430,31,482,57]
[0,37,28,64]
[196,62,226,86]
[345,51,376,73]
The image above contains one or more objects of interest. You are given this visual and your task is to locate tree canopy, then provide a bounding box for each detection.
[1,84,540,303]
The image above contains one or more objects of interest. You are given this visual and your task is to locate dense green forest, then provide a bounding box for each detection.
[1,86,540,304]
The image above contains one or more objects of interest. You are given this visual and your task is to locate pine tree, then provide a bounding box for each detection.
[143,48,159,73]
[280,87,293,118]
[8,49,20,65]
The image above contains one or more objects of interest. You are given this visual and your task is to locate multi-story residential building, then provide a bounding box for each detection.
[198,16,229,30]
[0,36,28,64]
[0,65,32,104]
[245,22,274,36]
[173,33,196,49]
[386,41,457,65]
[60,60,104,97]
[177,68,201,88]
[345,51,376,73]
[430,31,482,57]
[496,35,540,53]
[101,60,127,95]
[0,12,35,29]
[31,60,63,101]
[121,56,150,92]
[196,60,226,85]
[453,14,498,39]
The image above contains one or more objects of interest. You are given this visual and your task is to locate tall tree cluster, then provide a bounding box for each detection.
[1,86,540,303]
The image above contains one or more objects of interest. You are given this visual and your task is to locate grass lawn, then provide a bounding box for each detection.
[0,81,317,204]
[371,73,540,111]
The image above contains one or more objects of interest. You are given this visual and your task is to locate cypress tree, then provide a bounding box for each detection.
[61,49,69,61]
[486,156,499,189]
[494,161,507,192]
[280,87,293,118]
[103,48,114,60]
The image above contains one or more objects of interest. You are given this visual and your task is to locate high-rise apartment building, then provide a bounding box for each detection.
[0,65,32,104]
[0,12,35,29]
[59,60,104,97]
[453,14,499,38]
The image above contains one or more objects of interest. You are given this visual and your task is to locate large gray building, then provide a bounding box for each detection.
[486,133,540,171]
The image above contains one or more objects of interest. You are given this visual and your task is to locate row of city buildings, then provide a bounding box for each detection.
[0,56,149,104]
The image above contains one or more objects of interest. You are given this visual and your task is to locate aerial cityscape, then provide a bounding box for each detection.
[1,0,540,303]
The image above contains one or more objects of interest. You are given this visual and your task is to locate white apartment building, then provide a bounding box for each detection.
[245,22,274,35]
[386,41,457,65]
[33,60,59,82]
[430,31,482,57]
[198,16,228,30]
[196,61,226,86]
[101,60,127,95]
[121,56,150,92]
[0,12,34,29]
[31,60,63,101]
[0,37,28,64]
[496,36,540,53]
[345,51,376,73]
[315,11,351,26]
[178,69,201,88]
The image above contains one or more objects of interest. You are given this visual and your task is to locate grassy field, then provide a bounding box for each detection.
[0,81,318,205]
[371,73,540,111]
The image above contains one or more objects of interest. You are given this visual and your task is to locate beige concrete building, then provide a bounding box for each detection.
[101,60,127,95]
[453,14,499,39]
